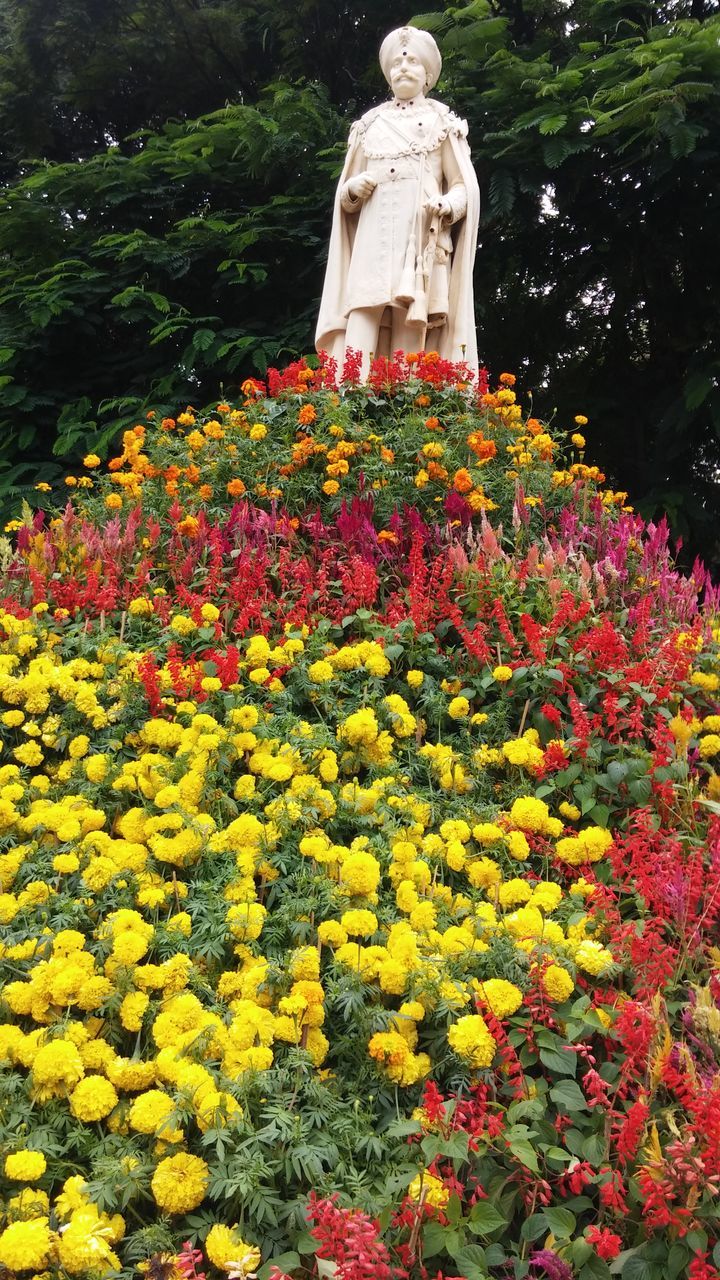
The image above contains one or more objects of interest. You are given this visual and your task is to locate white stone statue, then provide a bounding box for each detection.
[316,25,480,379]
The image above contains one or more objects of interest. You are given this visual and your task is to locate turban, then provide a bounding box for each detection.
[379,27,442,93]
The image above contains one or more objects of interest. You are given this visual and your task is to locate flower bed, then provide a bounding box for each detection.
[0,354,719,1280]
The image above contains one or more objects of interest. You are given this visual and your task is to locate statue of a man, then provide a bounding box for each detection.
[316,26,480,379]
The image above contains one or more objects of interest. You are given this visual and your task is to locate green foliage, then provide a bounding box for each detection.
[0,82,342,507]
[425,0,720,561]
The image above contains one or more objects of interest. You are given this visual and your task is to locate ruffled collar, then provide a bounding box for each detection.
[389,95,426,113]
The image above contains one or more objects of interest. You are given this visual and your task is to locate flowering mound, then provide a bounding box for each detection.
[1,353,719,1280]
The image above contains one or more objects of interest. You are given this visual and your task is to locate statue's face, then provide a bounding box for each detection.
[389,48,427,100]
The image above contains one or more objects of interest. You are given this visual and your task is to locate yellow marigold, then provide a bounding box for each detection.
[7,1188,50,1218]
[68,734,90,759]
[205,1225,260,1275]
[308,660,334,683]
[509,796,552,834]
[467,859,502,894]
[339,708,379,746]
[504,829,530,861]
[13,741,44,768]
[555,826,612,865]
[151,1153,209,1214]
[542,964,574,1003]
[32,1039,84,1092]
[691,671,719,692]
[340,850,381,897]
[406,669,424,689]
[119,991,150,1031]
[408,1172,449,1209]
[341,908,378,938]
[448,696,470,719]
[69,1076,118,1122]
[4,1149,47,1181]
[128,1089,176,1134]
[575,939,614,976]
[448,1013,495,1068]
[0,1218,54,1271]
[475,978,523,1018]
[57,1206,122,1274]
[492,665,513,682]
[169,614,196,636]
[317,920,348,947]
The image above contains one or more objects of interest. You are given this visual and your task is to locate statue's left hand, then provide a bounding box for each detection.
[425,196,453,219]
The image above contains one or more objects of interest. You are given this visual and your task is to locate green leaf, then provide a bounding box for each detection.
[619,1257,654,1279]
[508,1137,539,1171]
[468,1201,508,1234]
[448,1244,490,1280]
[540,1046,577,1075]
[582,1132,607,1165]
[589,802,610,827]
[421,1221,449,1259]
[520,1213,548,1242]
[665,1243,690,1280]
[544,1146,575,1163]
[295,1233,319,1255]
[488,169,516,215]
[543,136,571,167]
[550,1079,589,1112]
[579,1258,612,1280]
[543,1206,576,1237]
[538,113,568,134]
[421,1131,470,1162]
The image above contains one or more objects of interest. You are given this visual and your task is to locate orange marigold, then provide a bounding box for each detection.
[467,432,497,462]
[427,461,448,481]
[453,468,473,494]
[227,479,246,498]
[298,404,317,426]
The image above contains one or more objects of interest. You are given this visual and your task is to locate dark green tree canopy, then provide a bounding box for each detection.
[0,0,718,562]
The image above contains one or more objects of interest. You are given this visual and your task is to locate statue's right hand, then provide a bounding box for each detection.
[346,172,377,202]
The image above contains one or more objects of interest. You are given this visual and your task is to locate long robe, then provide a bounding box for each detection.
[316,97,480,373]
